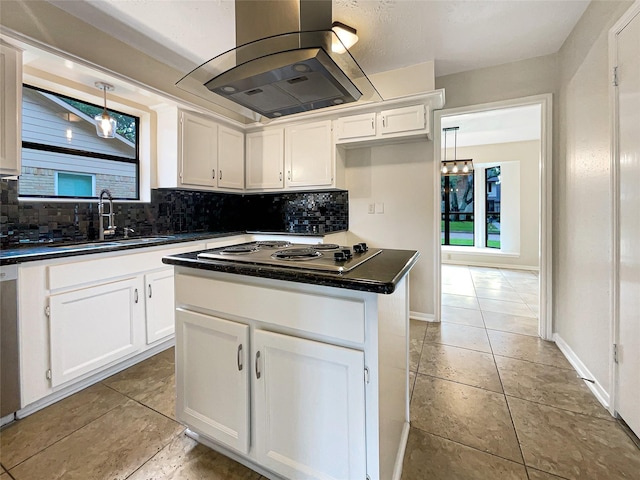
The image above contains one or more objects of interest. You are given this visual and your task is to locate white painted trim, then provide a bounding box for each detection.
[442,259,539,271]
[391,422,410,480]
[409,311,436,322]
[434,93,553,341]
[608,0,640,422]
[16,338,174,419]
[554,333,612,414]
[433,110,443,327]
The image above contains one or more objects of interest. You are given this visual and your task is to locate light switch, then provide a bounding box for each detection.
[368,203,375,214]
[375,202,384,214]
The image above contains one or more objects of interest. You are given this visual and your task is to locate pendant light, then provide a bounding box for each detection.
[442,126,473,175]
[94,82,117,138]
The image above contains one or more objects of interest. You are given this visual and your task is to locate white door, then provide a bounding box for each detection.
[144,268,175,344]
[180,112,217,187]
[253,330,366,480]
[49,277,144,387]
[616,7,640,438]
[218,125,245,189]
[175,309,250,454]
[245,129,284,189]
[285,120,333,187]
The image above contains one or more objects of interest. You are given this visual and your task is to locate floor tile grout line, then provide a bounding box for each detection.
[122,427,188,480]
[415,371,504,395]
[490,352,575,371]
[409,424,528,468]
[504,394,618,423]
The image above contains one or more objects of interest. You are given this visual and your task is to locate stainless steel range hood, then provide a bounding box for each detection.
[176,0,381,122]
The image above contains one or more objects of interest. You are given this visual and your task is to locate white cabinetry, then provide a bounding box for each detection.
[285,119,333,188]
[254,330,366,480]
[245,129,284,190]
[176,309,250,454]
[144,268,176,344]
[335,103,430,146]
[156,108,244,191]
[49,277,144,387]
[0,42,22,177]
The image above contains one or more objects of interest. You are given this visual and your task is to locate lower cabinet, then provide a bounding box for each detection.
[145,268,176,344]
[175,309,367,480]
[49,277,145,387]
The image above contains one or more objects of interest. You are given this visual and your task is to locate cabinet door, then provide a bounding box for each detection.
[145,268,175,344]
[180,111,218,187]
[335,112,376,141]
[379,104,426,136]
[245,129,284,190]
[253,330,366,480]
[285,120,333,187]
[217,125,245,189]
[176,309,250,454]
[0,43,22,177]
[49,277,144,387]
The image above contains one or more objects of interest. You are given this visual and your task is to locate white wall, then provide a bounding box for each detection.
[442,140,540,269]
[343,141,435,319]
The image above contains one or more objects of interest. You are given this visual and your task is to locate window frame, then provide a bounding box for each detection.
[20,84,141,201]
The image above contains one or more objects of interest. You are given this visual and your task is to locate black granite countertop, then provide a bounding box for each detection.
[0,232,246,265]
[162,248,419,294]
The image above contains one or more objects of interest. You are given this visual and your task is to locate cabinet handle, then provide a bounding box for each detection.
[134,288,139,304]
[148,284,152,298]
[382,116,386,128]
[279,172,282,182]
[219,170,223,180]
[287,170,291,181]
[371,119,374,129]
[237,344,243,371]
[255,351,261,379]
[212,169,216,179]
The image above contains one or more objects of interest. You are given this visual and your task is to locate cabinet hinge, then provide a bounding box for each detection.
[364,366,370,384]
[613,343,619,364]
[45,305,50,317]
[613,66,619,87]
[46,369,52,380]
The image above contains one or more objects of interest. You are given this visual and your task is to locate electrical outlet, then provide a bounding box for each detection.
[368,203,375,214]
[375,202,384,214]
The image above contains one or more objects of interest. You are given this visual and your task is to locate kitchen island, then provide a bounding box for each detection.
[162,245,419,480]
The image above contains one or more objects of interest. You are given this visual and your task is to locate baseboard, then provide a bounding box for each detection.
[409,311,435,322]
[553,333,611,412]
[442,258,539,271]
[392,422,411,480]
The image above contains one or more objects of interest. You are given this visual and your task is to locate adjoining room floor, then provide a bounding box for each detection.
[1,266,638,480]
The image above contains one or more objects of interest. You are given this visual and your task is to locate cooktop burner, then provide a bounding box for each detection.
[197,241,381,273]
[272,248,323,261]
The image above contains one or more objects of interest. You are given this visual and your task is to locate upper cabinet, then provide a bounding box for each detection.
[0,42,22,177]
[156,107,244,191]
[285,120,333,188]
[245,129,284,190]
[335,103,430,147]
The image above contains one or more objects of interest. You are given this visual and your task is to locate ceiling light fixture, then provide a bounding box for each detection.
[442,126,473,176]
[332,22,359,53]
[94,82,117,139]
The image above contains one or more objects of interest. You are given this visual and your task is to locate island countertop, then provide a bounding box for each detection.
[162,248,419,294]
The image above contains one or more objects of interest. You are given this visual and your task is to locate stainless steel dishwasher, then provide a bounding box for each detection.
[1,264,20,424]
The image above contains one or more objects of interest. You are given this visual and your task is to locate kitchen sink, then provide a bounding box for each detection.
[49,236,174,249]
[110,236,174,244]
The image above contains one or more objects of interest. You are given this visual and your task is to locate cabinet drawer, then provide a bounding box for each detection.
[175,275,366,344]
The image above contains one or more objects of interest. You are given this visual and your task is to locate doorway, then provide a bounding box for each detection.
[433,94,553,340]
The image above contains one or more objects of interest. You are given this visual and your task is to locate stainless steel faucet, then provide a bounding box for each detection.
[98,189,116,240]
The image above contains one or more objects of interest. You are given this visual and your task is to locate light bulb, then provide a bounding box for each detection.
[463,162,469,173]
[452,163,459,174]
[442,164,448,174]
[95,111,117,138]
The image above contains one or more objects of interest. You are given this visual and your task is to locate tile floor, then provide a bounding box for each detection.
[1,265,638,479]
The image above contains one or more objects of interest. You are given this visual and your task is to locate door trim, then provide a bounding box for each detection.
[608,0,640,418]
[433,93,553,340]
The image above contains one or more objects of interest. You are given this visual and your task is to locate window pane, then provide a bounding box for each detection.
[442,173,474,246]
[486,167,501,249]
[57,172,93,196]
[20,85,139,200]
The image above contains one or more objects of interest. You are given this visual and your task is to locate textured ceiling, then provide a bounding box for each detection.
[49,0,590,78]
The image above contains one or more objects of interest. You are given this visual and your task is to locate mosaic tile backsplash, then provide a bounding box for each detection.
[0,179,348,247]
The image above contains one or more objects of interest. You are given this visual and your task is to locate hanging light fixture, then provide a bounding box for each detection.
[441,126,474,175]
[94,82,117,138]
[332,22,359,53]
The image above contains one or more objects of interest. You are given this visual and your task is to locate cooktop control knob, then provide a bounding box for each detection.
[353,242,369,253]
[334,252,346,262]
[342,249,353,259]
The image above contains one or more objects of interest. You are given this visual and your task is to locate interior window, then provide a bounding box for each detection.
[441,173,475,246]
[19,84,139,200]
[486,166,501,248]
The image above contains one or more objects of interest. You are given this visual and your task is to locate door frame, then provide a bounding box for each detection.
[433,94,553,340]
[608,0,640,418]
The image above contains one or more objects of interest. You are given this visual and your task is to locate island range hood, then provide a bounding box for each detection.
[176,0,381,121]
